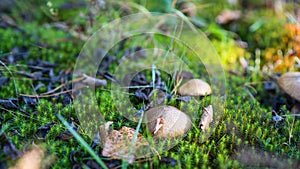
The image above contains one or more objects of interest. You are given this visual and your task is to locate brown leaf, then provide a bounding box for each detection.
[99,122,150,164]
[55,122,77,141]
[216,10,241,25]
[199,105,213,132]
[0,14,17,27]
[9,146,55,169]
[81,74,107,87]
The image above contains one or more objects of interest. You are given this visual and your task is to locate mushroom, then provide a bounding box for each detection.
[178,79,212,96]
[277,72,300,102]
[145,106,192,138]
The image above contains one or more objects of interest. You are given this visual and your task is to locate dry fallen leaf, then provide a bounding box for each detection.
[199,105,213,132]
[99,122,150,164]
[9,146,55,169]
[81,74,107,87]
[216,10,241,25]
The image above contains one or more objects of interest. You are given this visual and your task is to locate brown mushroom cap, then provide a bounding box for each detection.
[277,72,300,102]
[178,79,212,96]
[145,106,192,138]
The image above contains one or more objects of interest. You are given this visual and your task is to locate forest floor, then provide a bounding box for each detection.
[0,1,300,169]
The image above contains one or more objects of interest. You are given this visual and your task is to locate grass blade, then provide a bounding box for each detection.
[0,123,10,136]
[122,109,145,169]
[56,114,108,169]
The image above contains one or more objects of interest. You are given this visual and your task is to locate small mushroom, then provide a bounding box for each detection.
[145,106,192,138]
[277,72,300,102]
[178,79,212,96]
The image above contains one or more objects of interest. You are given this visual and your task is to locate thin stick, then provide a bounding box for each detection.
[0,60,19,97]
[19,86,85,98]
[40,76,85,95]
